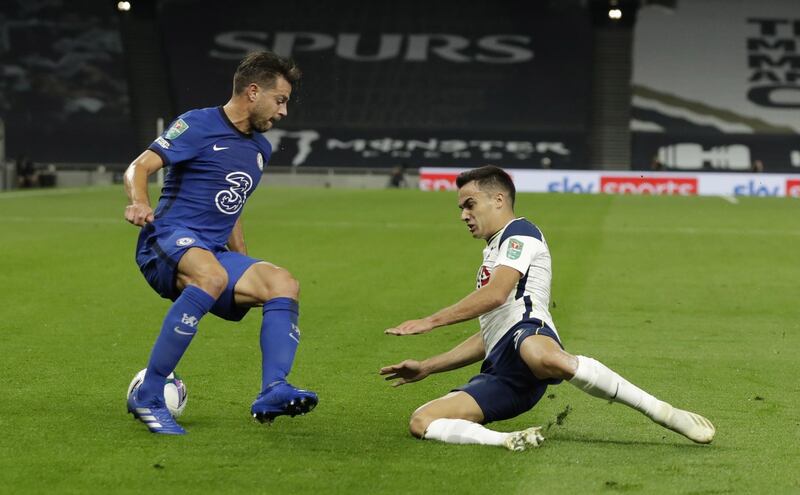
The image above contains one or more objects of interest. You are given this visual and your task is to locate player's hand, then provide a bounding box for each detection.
[379,360,429,387]
[384,318,435,336]
[125,203,154,226]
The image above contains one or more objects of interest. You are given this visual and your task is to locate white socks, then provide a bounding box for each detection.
[423,418,509,446]
[421,356,716,447]
[569,355,715,443]
[569,355,669,423]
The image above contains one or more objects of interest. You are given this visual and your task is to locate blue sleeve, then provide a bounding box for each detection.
[147,113,203,166]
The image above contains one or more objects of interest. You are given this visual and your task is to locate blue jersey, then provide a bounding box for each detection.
[146,106,271,250]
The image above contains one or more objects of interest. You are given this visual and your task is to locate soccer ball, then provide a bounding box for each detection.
[127,368,188,418]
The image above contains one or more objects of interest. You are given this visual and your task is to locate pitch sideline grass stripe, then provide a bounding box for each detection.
[0,215,797,236]
[0,186,111,200]
[0,216,120,224]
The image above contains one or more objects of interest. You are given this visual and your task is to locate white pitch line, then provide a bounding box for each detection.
[719,195,739,204]
[0,187,110,200]
[0,216,797,236]
[0,216,119,224]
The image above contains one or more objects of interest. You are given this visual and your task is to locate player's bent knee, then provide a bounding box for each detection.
[194,268,228,298]
[268,268,300,300]
[409,412,432,439]
[536,351,574,380]
[521,336,576,380]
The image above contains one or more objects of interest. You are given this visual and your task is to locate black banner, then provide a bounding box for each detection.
[264,128,586,169]
[632,133,800,173]
[159,0,592,149]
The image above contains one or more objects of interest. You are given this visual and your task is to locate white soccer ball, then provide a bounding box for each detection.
[127,368,188,418]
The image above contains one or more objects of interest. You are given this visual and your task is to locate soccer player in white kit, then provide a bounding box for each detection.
[380,166,715,451]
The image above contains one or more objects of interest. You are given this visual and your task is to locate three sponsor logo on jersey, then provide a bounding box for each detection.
[155,117,266,216]
[215,172,254,215]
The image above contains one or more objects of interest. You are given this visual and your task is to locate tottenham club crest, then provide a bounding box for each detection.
[477,265,491,289]
[215,172,253,215]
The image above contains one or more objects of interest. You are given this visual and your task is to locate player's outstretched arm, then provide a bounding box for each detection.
[380,332,485,386]
[384,265,521,336]
[123,150,164,227]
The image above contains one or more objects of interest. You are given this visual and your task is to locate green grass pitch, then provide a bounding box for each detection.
[1,185,798,494]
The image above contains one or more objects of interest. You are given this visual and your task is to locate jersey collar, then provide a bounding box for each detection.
[217,106,253,139]
[486,217,524,245]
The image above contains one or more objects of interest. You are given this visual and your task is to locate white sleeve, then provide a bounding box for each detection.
[495,235,544,275]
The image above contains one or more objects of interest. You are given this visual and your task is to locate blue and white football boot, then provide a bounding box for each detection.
[127,386,186,435]
[251,381,318,424]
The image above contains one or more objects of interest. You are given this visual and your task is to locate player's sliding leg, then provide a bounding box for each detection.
[411,392,544,451]
[520,335,714,444]
[568,355,715,443]
[426,420,545,452]
[235,263,317,423]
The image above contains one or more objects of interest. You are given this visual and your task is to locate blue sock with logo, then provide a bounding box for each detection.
[260,298,300,394]
[137,286,217,404]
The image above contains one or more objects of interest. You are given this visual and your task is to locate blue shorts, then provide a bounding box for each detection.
[135,224,260,321]
[455,320,564,424]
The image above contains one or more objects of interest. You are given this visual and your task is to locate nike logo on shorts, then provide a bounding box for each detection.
[213,144,229,151]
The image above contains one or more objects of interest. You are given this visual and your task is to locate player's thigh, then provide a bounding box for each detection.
[175,247,228,294]
[233,261,299,306]
[409,391,484,437]
[519,335,578,381]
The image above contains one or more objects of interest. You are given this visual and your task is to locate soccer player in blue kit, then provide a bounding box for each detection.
[123,51,317,434]
[381,166,715,450]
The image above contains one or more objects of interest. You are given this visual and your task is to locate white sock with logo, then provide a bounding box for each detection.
[423,418,509,446]
[569,355,669,423]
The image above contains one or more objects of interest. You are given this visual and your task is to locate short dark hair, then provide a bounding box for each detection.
[456,165,516,207]
[233,51,301,94]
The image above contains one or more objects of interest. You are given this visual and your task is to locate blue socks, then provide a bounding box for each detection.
[137,291,301,402]
[260,297,300,393]
[138,286,217,404]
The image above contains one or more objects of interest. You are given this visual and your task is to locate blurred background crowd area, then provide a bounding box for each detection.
[1,0,798,188]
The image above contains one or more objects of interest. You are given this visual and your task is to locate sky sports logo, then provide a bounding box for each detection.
[419,170,800,197]
[419,173,459,191]
[421,173,700,195]
[787,179,800,197]
[600,177,698,195]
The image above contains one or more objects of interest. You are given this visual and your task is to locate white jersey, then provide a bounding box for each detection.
[476,217,559,355]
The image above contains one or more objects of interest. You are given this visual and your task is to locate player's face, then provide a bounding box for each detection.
[458,181,501,240]
[250,76,292,133]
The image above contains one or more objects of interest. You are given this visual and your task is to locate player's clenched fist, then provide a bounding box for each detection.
[125,203,154,226]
